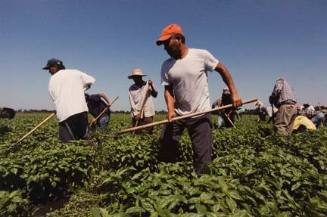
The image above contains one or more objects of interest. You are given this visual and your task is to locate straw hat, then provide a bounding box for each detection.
[128,68,147,79]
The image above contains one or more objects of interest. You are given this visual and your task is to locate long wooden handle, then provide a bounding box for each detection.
[117,98,258,135]
[90,96,119,126]
[16,113,55,144]
[139,91,150,119]
[134,86,151,129]
[224,112,236,128]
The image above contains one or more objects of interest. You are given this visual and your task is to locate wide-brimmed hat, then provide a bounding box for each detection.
[156,23,184,46]
[128,68,147,79]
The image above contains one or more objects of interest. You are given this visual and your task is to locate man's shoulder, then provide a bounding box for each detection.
[64,69,84,74]
[50,69,84,83]
[161,58,177,75]
[189,48,208,53]
[188,48,212,57]
[54,69,82,76]
[129,84,138,91]
[162,58,174,66]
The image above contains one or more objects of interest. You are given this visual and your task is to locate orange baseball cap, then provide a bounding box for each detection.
[156,23,184,45]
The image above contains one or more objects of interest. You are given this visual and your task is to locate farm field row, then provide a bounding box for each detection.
[0,113,326,216]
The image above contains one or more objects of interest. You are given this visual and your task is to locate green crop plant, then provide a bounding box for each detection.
[0,113,326,216]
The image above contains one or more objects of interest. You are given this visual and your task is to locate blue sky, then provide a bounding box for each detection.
[0,0,326,111]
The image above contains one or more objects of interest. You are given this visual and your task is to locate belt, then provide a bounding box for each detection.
[279,100,296,106]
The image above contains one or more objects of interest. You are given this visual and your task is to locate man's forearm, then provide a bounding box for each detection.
[164,91,174,112]
[164,86,175,117]
[217,65,239,97]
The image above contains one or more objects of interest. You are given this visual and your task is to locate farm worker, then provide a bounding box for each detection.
[255,100,269,121]
[291,115,316,133]
[211,99,225,128]
[85,93,112,128]
[211,88,237,128]
[269,78,297,136]
[221,87,237,127]
[0,107,16,119]
[156,23,242,175]
[43,58,95,142]
[128,68,158,133]
[301,103,325,128]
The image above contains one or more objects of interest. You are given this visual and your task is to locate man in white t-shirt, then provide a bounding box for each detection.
[128,68,158,133]
[43,58,95,142]
[156,23,242,175]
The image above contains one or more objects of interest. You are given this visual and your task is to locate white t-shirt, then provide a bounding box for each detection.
[161,48,219,115]
[49,69,96,122]
[128,81,155,117]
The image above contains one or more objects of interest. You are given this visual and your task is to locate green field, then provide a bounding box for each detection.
[0,113,327,217]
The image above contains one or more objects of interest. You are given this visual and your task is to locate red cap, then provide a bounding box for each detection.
[156,23,184,45]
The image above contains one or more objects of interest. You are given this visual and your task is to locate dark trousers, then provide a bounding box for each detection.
[58,112,89,142]
[159,113,213,175]
[132,116,154,134]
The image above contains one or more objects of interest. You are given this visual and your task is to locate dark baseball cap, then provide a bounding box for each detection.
[42,58,65,70]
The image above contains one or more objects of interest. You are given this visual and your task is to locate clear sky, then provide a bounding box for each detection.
[1,0,326,111]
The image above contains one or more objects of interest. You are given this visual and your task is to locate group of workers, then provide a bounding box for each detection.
[1,23,325,175]
[43,23,242,174]
[255,78,326,135]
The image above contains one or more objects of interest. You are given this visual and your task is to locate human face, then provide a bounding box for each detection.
[49,65,59,75]
[132,76,143,85]
[162,35,182,59]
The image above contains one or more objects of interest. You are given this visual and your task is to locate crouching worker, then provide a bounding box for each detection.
[0,107,16,119]
[302,104,326,128]
[291,115,316,133]
[255,101,269,121]
[85,93,111,128]
[43,58,95,142]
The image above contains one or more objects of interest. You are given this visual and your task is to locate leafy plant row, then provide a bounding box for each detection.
[1,114,327,216]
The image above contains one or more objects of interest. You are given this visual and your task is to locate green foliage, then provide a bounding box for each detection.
[1,113,327,216]
[0,190,29,217]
